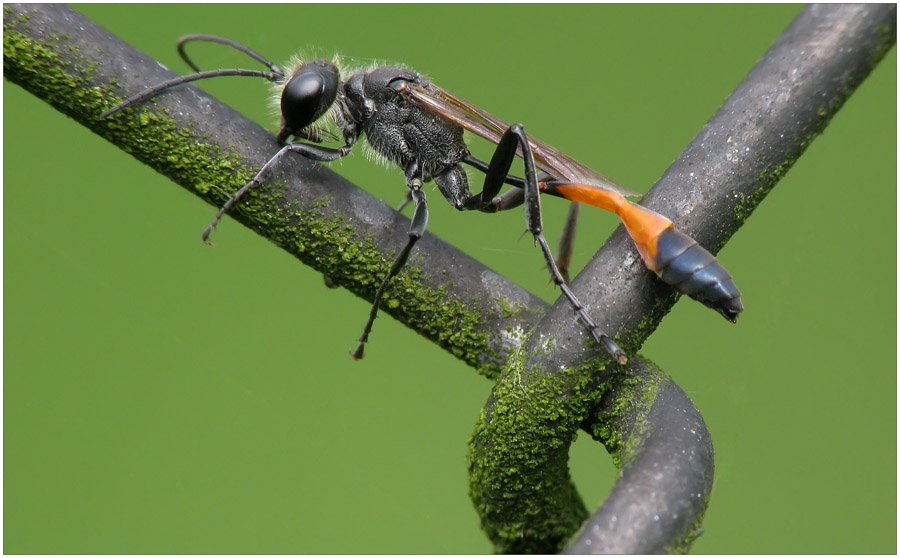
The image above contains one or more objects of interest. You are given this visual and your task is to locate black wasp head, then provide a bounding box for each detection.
[280,60,341,137]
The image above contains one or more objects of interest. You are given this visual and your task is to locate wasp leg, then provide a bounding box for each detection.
[555,202,581,284]
[352,178,428,360]
[462,154,556,191]
[202,142,352,244]
[463,125,628,364]
[490,187,526,211]
[464,154,580,282]
[415,173,524,214]
[396,190,413,212]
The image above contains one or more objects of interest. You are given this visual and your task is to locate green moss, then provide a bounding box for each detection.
[493,295,524,319]
[663,504,710,554]
[618,369,664,468]
[733,154,793,226]
[734,157,798,226]
[490,294,546,325]
[628,294,672,349]
[465,314,661,552]
[588,373,633,463]
[468,346,618,553]
[591,360,711,553]
[871,23,896,62]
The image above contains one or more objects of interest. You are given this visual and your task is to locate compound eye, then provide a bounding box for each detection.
[281,61,340,134]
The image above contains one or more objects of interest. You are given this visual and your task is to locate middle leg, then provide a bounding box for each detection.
[352,176,429,360]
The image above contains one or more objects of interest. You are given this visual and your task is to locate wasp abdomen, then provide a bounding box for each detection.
[654,228,743,323]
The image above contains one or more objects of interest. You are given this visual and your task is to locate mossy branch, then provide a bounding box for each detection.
[5,3,895,555]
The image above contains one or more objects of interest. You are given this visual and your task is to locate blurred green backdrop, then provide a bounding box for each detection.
[4,4,896,554]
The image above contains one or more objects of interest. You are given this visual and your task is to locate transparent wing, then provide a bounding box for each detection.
[404,82,640,197]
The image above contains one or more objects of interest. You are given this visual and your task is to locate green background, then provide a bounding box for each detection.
[5,4,896,554]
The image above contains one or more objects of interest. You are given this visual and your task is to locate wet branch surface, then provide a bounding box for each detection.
[5,3,895,554]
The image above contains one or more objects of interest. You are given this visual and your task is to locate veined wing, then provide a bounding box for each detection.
[404,81,640,197]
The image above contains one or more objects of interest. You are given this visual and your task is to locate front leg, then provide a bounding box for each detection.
[202,140,353,244]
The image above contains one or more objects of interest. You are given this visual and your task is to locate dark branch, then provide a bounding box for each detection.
[4,3,895,555]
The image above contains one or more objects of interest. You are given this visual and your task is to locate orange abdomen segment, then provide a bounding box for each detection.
[551,183,673,271]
